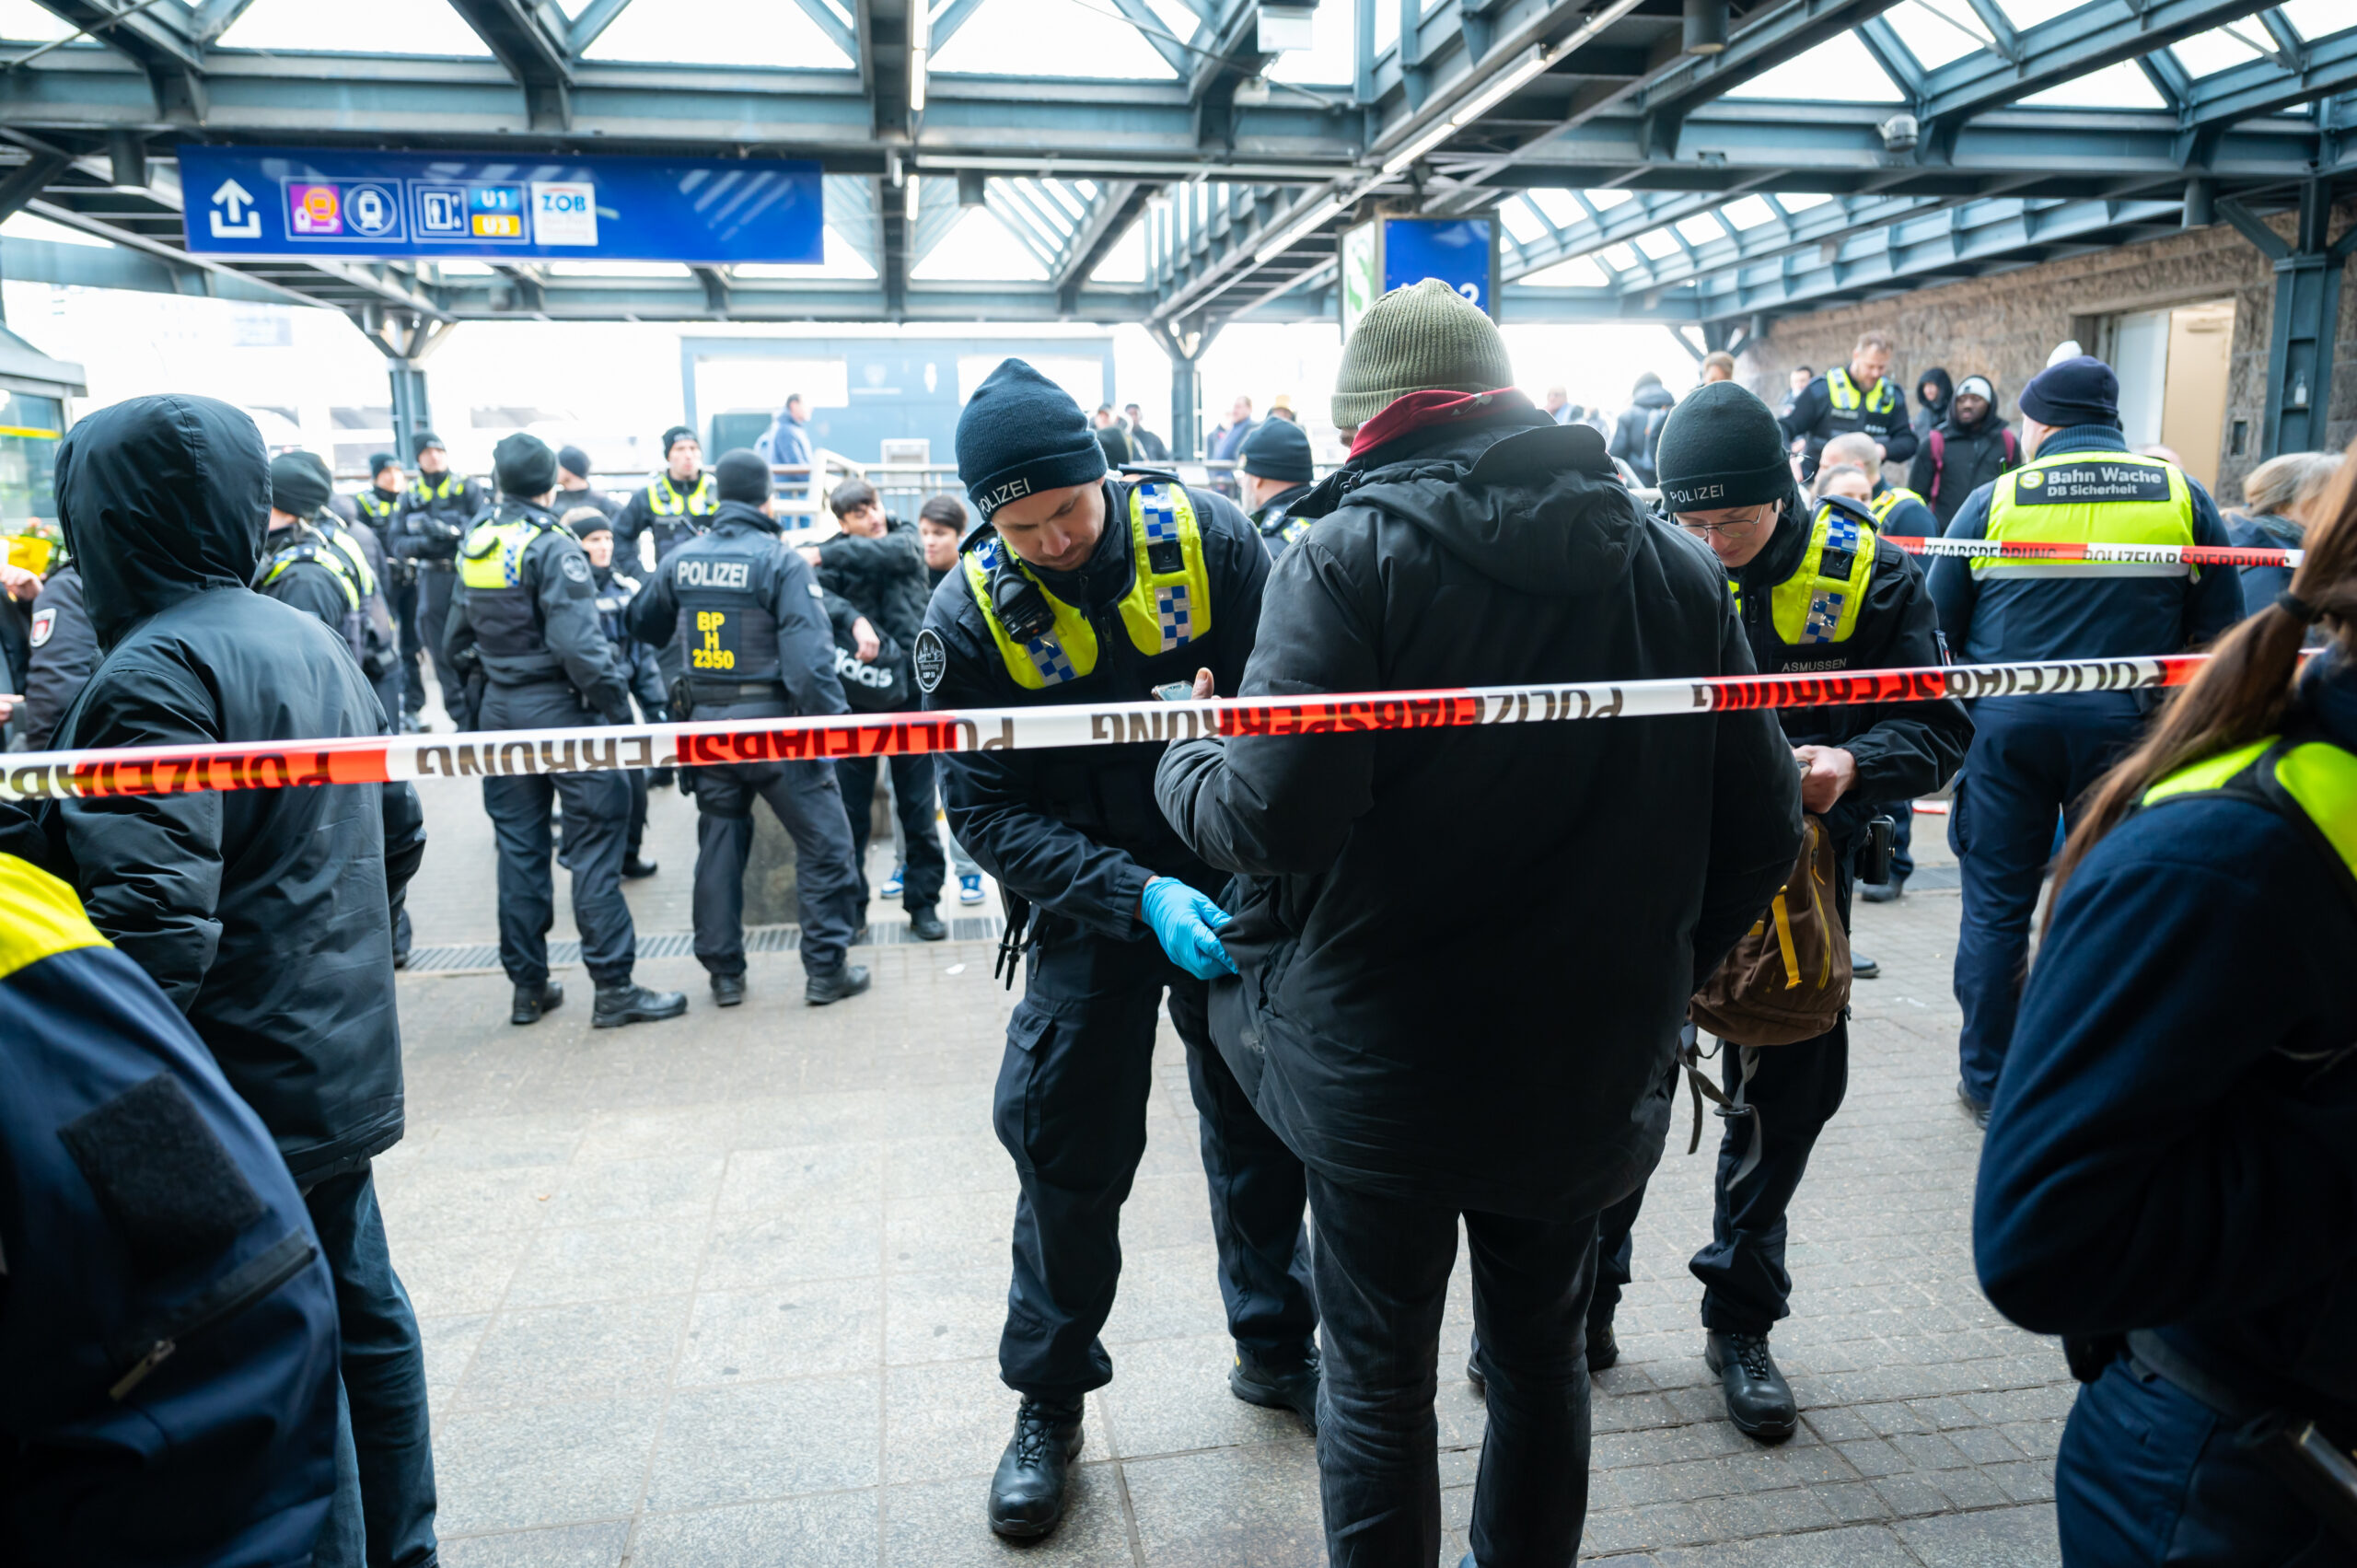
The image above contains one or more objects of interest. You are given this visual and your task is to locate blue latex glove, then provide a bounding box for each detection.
[1140,876,1238,980]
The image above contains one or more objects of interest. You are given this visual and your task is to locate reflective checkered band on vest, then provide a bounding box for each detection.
[977,534,1082,687]
[1802,513,1862,645]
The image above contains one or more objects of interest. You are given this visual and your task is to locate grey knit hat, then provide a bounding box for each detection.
[1331,279,1513,428]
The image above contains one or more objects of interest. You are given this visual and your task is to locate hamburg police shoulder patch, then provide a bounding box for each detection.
[913,627,947,693]
[559,552,592,584]
[30,607,55,647]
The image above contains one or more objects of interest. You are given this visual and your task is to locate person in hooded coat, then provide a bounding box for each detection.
[1608,372,1678,486]
[24,393,437,1568]
[1155,282,1804,1568]
[1911,366,1954,445]
[1906,374,2020,529]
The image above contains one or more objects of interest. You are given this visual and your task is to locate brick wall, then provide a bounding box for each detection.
[1736,202,2357,502]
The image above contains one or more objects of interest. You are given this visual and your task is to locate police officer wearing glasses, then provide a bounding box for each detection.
[916,360,1318,1542]
[1617,383,1968,1444]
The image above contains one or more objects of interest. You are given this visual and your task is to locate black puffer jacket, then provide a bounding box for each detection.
[1608,379,1677,485]
[1155,410,1802,1218]
[816,516,930,650]
[32,395,424,1184]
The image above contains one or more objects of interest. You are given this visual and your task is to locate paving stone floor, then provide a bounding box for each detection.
[380,789,2067,1567]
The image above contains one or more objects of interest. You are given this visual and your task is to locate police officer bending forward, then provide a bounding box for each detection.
[918,361,1318,1542]
[627,448,868,1008]
[445,433,688,1030]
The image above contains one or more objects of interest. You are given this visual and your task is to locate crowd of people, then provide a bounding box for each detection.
[3,279,2353,1568]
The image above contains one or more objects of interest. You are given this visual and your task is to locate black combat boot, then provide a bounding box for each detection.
[592,983,689,1028]
[987,1398,1084,1539]
[908,907,948,942]
[711,972,746,1007]
[621,852,659,878]
[1587,1315,1620,1372]
[511,980,563,1025]
[1229,1346,1319,1433]
[1706,1330,1796,1442]
[806,964,873,1005]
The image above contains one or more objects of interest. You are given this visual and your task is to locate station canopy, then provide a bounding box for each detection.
[0,0,2351,350]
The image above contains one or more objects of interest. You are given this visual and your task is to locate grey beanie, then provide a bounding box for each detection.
[1331,279,1513,428]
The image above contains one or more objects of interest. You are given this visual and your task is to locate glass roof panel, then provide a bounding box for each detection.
[1525,189,1585,227]
[217,0,493,54]
[1373,0,1398,60]
[0,1,75,42]
[935,0,1179,77]
[586,0,853,67]
[1884,0,1993,69]
[544,261,695,278]
[1720,194,1779,230]
[1519,255,1609,288]
[911,206,1051,280]
[1773,191,1835,213]
[1631,228,1680,260]
[1088,217,1147,284]
[732,227,879,281]
[2279,0,2352,40]
[1498,200,1548,245]
[2017,58,2167,108]
[1584,188,1633,210]
[1599,242,1640,271]
[1674,214,1724,246]
[1270,0,1354,86]
[2167,25,2269,77]
[1144,0,1197,43]
[1722,32,1904,101]
[0,212,110,248]
[1994,0,2096,27]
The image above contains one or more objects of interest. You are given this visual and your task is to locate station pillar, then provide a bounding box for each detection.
[361,311,454,458]
[2222,179,2357,458]
[1146,319,1213,459]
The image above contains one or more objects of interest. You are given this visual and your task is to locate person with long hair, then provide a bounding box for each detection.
[2229,449,2342,616]
[1973,439,2357,1565]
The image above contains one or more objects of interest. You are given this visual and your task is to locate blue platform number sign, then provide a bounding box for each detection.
[1378,217,1498,319]
[179,145,822,265]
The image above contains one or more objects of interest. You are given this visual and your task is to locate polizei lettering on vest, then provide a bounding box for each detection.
[677,558,752,590]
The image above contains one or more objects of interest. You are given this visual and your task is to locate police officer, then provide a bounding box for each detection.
[1623,383,1969,1442]
[445,433,688,1031]
[1818,431,1937,537]
[1974,511,2357,1565]
[557,444,621,524]
[917,360,1318,1541]
[625,448,868,1008]
[19,542,95,750]
[354,453,416,728]
[1925,356,2243,1126]
[1780,331,1916,481]
[392,431,482,726]
[1235,415,1316,556]
[565,505,667,880]
[615,424,717,569]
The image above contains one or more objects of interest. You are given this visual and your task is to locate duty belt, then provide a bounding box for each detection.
[412,558,458,573]
[690,680,790,701]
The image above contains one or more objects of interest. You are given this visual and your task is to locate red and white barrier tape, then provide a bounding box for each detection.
[1883,536,2301,570]
[0,654,2205,802]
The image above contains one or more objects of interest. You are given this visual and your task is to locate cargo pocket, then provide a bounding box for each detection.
[993,996,1060,1172]
[1947,776,1971,858]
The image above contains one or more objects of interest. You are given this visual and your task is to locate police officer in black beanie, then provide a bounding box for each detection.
[1602,383,1968,1443]
[447,432,688,1030]
[615,424,716,571]
[628,447,868,1007]
[1237,416,1316,556]
[390,429,482,726]
[557,443,620,523]
[917,358,1318,1541]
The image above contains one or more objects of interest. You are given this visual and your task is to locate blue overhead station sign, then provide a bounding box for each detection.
[176,145,824,264]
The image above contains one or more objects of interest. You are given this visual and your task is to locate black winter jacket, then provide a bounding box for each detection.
[1155,412,1803,1218]
[21,563,96,750]
[31,395,424,1184]
[818,516,930,651]
[1608,381,1677,485]
[1905,412,2017,528]
[1731,495,1971,843]
[920,478,1267,941]
[626,501,849,720]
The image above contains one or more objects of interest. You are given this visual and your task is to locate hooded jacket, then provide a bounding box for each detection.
[1906,400,2018,529]
[1155,410,1802,1217]
[31,395,424,1184]
[1608,378,1678,485]
[1910,367,1954,442]
[816,514,931,654]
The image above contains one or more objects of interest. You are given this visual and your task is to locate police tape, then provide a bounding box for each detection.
[1882,535,2301,570]
[0,654,2210,802]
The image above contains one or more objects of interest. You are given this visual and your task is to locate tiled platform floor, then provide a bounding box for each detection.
[381,792,2066,1566]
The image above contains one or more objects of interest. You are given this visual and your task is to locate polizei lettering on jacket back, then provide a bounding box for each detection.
[2014,464,2174,505]
[676,558,752,590]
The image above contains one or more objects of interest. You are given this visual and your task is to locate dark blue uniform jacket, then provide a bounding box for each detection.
[918,477,1267,941]
[625,500,849,720]
[1925,424,2244,666]
[1975,650,2357,1423]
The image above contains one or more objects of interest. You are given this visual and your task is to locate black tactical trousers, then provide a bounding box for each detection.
[835,750,946,915]
[994,913,1317,1401]
[691,751,862,980]
[389,575,424,718]
[479,681,637,991]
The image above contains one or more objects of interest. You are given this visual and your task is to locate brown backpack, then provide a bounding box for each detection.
[1690,814,1851,1047]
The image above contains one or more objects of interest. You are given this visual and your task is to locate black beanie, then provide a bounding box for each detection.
[956,358,1108,522]
[268,451,331,517]
[662,424,698,459]
[558,444,594,480]
[562,505,613,540]
[494,431,558,496]
[1653,382,1798,515]
[367,451,399,482]
[714,447,772,505]
[411,429,444,459]
[1240,416,1314,484]
[2018,355,2120,430]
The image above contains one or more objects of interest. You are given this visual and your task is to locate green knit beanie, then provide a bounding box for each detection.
[1331,279,1514,428]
